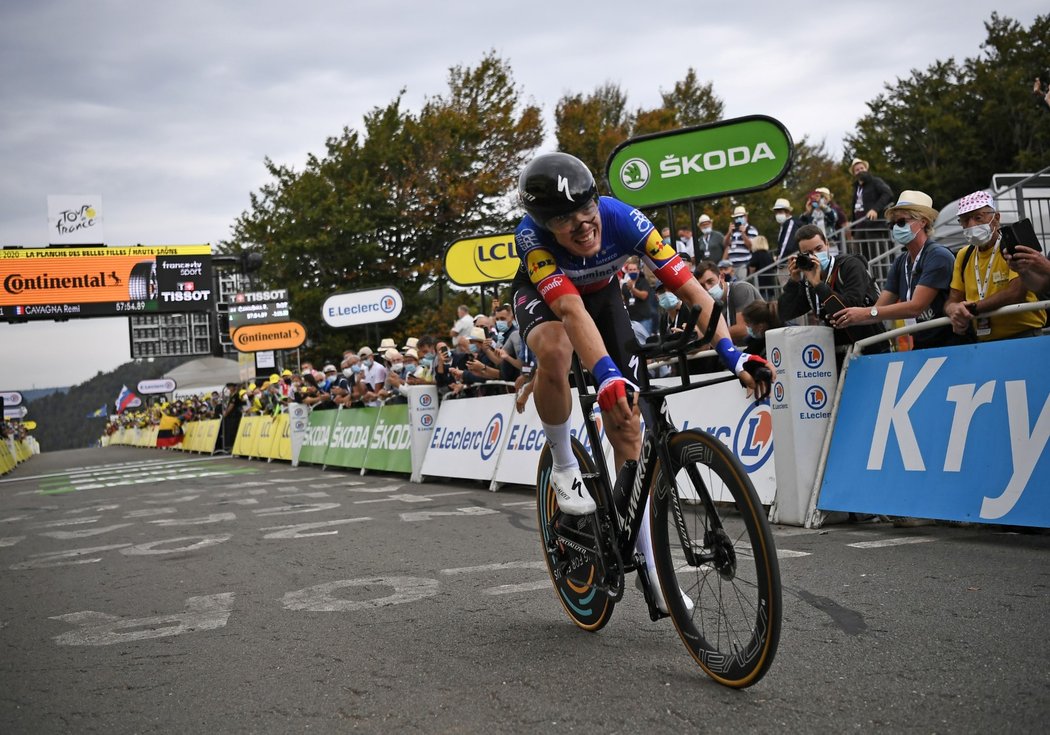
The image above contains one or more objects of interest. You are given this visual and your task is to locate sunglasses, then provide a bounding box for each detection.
[891,218,915,228]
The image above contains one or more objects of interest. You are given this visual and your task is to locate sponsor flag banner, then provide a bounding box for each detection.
[47,194,104,245]
[325,407,381,469]
[0,245,212,320]
[298,410,338,465]
[421,393,515,482]
[114,385,137,413]
[606,115,793,208]
[87,405,108,418]
[819,339,1050,528]
[321,287,403,328]
[362,403,413,473]
[443,233,519,286]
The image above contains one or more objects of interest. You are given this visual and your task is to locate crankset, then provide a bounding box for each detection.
[547,508,625,602]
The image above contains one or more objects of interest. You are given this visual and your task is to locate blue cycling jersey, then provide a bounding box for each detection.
[514,196,691,304]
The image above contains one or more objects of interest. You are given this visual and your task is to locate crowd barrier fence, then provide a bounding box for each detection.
[1,438,37,475]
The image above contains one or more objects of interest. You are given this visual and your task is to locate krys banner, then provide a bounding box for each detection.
[0,245,213,320]
[606,115,793,208]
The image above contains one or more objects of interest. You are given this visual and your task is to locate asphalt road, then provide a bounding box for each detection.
[1,447,1048,733]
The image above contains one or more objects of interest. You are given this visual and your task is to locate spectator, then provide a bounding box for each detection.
[771,197,801,268]
[943,191,1046,341]
[694,214,724,264]
[660,226,673,245]
[723,205,759,281]
[848,158,894,258]
[449,304,474,339]
[655,282,690,335]
[377,348,409,403]
[778,224,889,357]
[831,190,957,350]
[490,303,524,381]
[358,346,387,406]
[815,186,848,253]
[1005,245,1050,300]
[741,300,782,358]
[462,327,503,394]
[1033,77,1050,112]
[718,259,735,283]
[799,189,839,241]
[748,235,777,301]
[621,256,656,343]
[676,226,695,263]
[695,259,761,346]
[432,339,458,395]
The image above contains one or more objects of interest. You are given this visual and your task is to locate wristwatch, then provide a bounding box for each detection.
[869,306,880,318]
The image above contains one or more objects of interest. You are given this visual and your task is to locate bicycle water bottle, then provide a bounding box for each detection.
[613,459,639,517]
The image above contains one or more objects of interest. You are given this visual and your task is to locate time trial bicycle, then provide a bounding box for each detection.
[535,304,782,688]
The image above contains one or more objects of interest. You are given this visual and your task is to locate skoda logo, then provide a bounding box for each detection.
[802,344,824,369]
[805,385,828,410]
[620,158,651,191]
[770,347,782,368]
[733,400,773,472]
[380,295,397,313]
[480,415,504,460]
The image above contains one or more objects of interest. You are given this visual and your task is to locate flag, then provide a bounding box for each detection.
[86,405,108,418]
[114,385,137,413]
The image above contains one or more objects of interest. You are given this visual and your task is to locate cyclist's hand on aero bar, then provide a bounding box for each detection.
[715,338,776,402]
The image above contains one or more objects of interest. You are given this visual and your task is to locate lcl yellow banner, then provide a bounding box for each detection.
[443,233,519,285]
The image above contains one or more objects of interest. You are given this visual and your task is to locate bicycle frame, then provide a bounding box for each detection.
[567,303,734,570]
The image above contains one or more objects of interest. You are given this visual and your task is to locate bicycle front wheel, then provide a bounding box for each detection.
[650,429,782,688]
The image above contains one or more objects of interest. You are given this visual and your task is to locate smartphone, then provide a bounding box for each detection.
[999,218,1040,256]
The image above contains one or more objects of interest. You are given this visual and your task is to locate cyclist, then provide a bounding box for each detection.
[513,152,774,516]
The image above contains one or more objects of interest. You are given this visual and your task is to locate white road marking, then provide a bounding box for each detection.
[40,524,134,539]
[10,544,132,570]
[149,513,237,527]
[120,535,232,555]
[282,577,440,612]
[847,537,936,549]
[253,502,341,516]
[399,507,500,522]
[441,561,546,575]
[483,581,550,595]
[260,518,371,539]
[0,536,25,547]
[50,593,234,646]
[124,508,177,518]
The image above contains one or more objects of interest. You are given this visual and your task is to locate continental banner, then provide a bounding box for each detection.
[0,245,213,321]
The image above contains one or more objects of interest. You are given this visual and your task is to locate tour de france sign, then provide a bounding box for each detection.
[321,287,403,328]
[606,115,794,208]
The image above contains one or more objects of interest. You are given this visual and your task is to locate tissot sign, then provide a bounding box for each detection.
[444,233,519,286]
[606,115,794,208]
[321,287,403,328]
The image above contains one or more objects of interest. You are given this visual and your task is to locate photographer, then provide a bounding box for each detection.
[778,224,889,356]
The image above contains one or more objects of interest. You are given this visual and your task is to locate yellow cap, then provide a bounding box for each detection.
[269,373,280,383]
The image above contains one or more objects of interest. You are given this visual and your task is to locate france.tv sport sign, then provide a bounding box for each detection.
[322,287,403,328]
[0,245,213,321]
[606,115,793,208]
[444,233,518,286]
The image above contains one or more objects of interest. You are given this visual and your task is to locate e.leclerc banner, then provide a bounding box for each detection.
[444,232,519,286]
[606,115,793,208]
[322,287,403,328]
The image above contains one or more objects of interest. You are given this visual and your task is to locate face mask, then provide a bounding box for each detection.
[746,326,756,339]
[775,213,788,224]
[734,217,745,226]
[700,226,712,235]
[283,377,292,385]
[815,251,831,270]
[891,222,917,246]
[363,358,373,368]
[627,271,639,280]
[707,283,724,301]
[494,319,509,333]
[404,363,417,373]
[342,368,353,378]
[421,354,435,366]
[964,223,994,248]
[819,197,827,206]
[391,362,403,374]
[469,344,479,354]
[657,292,679,310]
[351,363,362,374]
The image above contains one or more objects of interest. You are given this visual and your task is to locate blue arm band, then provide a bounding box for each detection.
[715,338,742,375]
[592,356,622,385]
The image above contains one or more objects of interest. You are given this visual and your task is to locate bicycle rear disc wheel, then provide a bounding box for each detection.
[536,438,615,632]
[650,429,781,687]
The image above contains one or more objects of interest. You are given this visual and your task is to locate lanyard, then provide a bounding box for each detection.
[904,243,927,301]
[972,245,996,302]
[809,256,836,317]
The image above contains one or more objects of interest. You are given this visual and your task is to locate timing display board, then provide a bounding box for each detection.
[229,288,290,329]
[0,245,213,321]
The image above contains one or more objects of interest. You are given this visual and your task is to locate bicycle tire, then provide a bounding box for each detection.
[649,428,782,687]
[536,438,615,632]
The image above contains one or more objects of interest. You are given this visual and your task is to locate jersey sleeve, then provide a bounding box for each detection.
[515,222,579,305]
[638,229,693,291]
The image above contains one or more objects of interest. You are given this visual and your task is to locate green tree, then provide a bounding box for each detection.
[845,12,1050,208]
[554,82,631,191]
[659,67,724,127]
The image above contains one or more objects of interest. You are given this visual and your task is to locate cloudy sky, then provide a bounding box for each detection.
[1,0,1043,392]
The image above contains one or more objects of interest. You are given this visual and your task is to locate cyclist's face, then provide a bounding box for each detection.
[549,198,601,257]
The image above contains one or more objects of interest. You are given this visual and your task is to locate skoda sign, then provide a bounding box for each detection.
[606,115,793,208]
[444,232,519,286]
[322,287,404,328]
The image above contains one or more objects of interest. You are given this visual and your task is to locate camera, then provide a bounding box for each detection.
[795,252,817,270]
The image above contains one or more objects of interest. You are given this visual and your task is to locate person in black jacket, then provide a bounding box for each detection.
[778,224,890,359]
[848,158,895,261]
